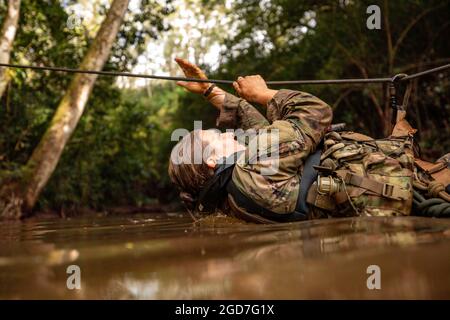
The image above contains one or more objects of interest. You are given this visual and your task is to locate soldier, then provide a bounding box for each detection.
[169,58,450,222]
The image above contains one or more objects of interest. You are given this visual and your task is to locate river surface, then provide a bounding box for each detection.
[0,213,450,299]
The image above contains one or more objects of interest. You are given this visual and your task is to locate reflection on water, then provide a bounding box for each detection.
[0,212,450,299]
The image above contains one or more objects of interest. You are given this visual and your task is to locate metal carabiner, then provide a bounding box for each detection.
[389,73,408,126]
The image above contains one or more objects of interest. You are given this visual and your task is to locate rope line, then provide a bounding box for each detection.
[0,62,449,86]
[402,64,450,81]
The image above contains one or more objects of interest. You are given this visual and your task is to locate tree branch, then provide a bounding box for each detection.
[383,0,394,73]
[392,4,446,64]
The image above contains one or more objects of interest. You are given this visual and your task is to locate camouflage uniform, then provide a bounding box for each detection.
[216,89,416,221]
[217,89,333,219]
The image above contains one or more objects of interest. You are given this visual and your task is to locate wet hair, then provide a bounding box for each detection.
[168,130,215,208]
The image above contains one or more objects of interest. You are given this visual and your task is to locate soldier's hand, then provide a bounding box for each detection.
[175,58,211,94]
[233,75,277,105]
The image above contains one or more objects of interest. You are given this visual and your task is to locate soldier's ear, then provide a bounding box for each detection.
[206,156,217,169]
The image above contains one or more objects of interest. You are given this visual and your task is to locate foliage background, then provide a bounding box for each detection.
[0,0,449,213]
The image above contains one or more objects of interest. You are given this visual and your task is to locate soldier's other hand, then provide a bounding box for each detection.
[174,58,211,94]
[233,75,277,105]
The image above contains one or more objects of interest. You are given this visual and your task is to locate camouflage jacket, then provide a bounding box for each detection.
[217,89,333,216]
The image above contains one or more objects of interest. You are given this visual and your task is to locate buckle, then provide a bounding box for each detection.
[344,172,353,184]
[313,165,333,176]
[382,183,394,198]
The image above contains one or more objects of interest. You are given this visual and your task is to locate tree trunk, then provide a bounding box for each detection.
[0,0,130,219]
[0,0,21,98]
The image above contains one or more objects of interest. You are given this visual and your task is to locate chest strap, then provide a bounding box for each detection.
[226,149,322,222]
[341,172,410,200]
[227,181,307,222]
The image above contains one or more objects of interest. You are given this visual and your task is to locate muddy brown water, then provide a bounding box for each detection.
[0,213,450,299]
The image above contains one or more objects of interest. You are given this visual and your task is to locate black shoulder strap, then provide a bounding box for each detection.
[295,148,322,215]
[227,181,307,222]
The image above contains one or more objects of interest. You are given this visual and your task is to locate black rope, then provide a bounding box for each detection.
[403,64,450,81]
[0,63,233,85]
[0,62,449,86]
[413,190,450,217]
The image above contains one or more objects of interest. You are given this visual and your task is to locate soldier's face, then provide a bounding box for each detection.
[201,130,245,168]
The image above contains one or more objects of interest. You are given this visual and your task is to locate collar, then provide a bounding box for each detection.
[196,150,244,213]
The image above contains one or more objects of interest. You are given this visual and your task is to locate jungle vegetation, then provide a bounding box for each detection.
[0,0,449,217]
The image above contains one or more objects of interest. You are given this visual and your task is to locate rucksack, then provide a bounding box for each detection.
[307,121,415,218]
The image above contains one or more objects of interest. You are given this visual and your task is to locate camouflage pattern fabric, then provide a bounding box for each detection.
[216,89,332,215]
[310,131,415,218]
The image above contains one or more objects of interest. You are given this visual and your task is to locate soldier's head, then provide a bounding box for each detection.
[168,129,243,208]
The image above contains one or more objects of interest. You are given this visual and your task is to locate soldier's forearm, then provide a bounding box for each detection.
[253,89,278,106]
[206,86,226,111]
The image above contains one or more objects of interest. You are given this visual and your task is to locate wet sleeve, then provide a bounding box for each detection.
[216,92,269,130]
[266,89,333,145]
